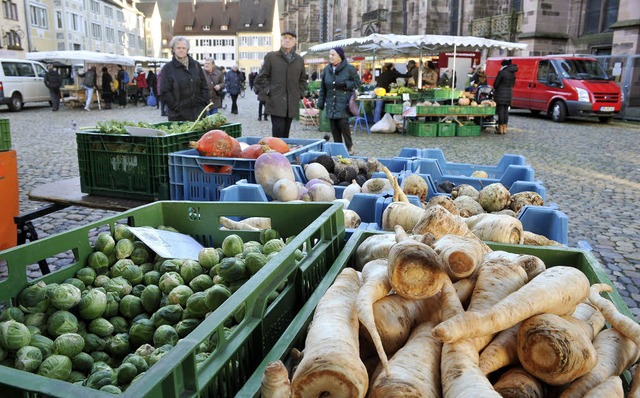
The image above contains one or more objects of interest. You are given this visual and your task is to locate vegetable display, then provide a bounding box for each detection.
[93,114,229,135]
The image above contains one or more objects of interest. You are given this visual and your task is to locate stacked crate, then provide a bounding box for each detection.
[0,119,18,250]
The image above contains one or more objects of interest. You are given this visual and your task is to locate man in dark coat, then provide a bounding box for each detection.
[203,58,225,115]
[254,30,307,138]
[159,36,209,121]
[44,64,63,111]
[493,59,518,134]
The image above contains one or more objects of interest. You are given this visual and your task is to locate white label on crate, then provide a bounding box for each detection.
[402,93,410,101]
[129,227,203,260]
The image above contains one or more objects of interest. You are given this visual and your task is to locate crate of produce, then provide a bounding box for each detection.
[0,119,10,151]
[415,105,450,115]
[236,230,634,397]
[0,201,345,398]
[384,103,403,114]
[422,88,460,101]
[407,121,437,137]
[437,122,456,137]
[456,122,481,137]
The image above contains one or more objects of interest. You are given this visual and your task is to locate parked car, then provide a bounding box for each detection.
[486,56,622,123]
[0,58,50,111]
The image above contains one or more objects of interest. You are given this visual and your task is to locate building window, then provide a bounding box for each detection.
[128,33,135,47]
[104,6,113,19]
[116,9,124,22]
[30,4,48,28]
[68,12,82,32]
[106,27,114,42]
[90,0,100,14]
[119,30,125,44]
[258,23,263,27]
[583,0,619,35]
[3,30,21,49]
[185,26,192,31]
[203,25,210,30]
[55,11,63,29]
[221,25,228,30]
[3,0,18,20]
[91,23,102,39]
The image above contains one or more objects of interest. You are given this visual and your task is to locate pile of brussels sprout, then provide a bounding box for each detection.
[0,224,301,394]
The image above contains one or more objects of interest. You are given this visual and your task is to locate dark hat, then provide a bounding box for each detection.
[332,47,345,61]
[501,59,512,66]
[407,60,416,66]
[282,29,297,38]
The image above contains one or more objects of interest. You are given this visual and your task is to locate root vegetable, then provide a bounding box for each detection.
[453,196,485,217]
[412,205,474,240]
[357,259,392,375]
[571,302,606,340]
[372,294,432,356]
[426,196,460,216]
[342,180,361,202]
[387,226,447,300]
[433,234,490,280]
[477,183,511,212]
[482,251,546,281]
[432,266,591,344]
[272,179,300,202]
[630,364,640,397]
[516,313,598,385]
[355,234,397,270]
[523,231,563,246]
[401,174,428,202]
[255,152,296,197]
[304,162,330,182]
[559,328,640,398]
[290,268,368,398]
[219,216,271,230]
[262,360,291,398]
[451,184,479,200]
[368,322,442,398]
[492,366,544,398]
[583,375,624,398]
[588,283,640,347]
[381,169,425,232]
[479,324,521,375]
[464,213,524,244]
[343,209,361,228]
[362,178,393,194]
[308,183,336,202]
[510,191,544,213]
[492,209,517,217]
[471,170,489,178]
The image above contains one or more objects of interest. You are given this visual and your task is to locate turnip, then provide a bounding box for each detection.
[361,178,392,195]
[451,184,479,200]
[272,178,299,202]
[343,209,361,228]
[255,152,295,197]
[305,178,333,190]
[477,183,511,212]
[401,174,428,202]
[342,180,361,202]
[427,196,459,215]
[308,183,335,202]
[453,196,485,217]
[295,182,311,201]
[510,191,544,213]
[304,162,330,182]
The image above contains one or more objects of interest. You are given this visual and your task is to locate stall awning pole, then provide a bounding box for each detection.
[418,48,423,87]
[452,43,457,103]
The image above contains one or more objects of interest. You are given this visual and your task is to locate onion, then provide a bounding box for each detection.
[272,179,299,202]
[255,152,295,197]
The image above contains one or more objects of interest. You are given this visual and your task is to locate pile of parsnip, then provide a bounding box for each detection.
[259,174,640,398]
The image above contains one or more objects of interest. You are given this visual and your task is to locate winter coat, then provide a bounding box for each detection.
[159,55,209,121]
[254,49,307,118]
[80,69,97,88]
[493,64,518,105]
[226,70,243,95]
[204,68,225,108]
[44,70,62,90]
[375,68,402,91]
[135,73,148,89]
[101,73,113,94]
[317,60,361,120]
[147,72,157,93]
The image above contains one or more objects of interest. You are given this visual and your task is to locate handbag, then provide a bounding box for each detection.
[348,90,360,116]
[146,93,157,107]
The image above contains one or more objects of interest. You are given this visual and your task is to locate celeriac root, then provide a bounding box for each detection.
[262,360,292,398]
[588,283,640,347]
[523,230,563,246]
[582,375,624,398]
[479,324,521,375]
[219,216,271,230]
[412,204,475,240]
[433,234,490,280]
[492,366,544,398]
[464,213,524,244]
[426,196,460,216]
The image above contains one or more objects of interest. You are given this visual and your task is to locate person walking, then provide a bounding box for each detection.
[248,71,256,91]
[254,29,307,138]
[133,67,148,105]
[116,65,128,108]
[493,59,518,135]
[317,47,361,155]
[255,83,269,121]
[225,64,243,114]
[43,64,62,112]
[100,67,113,109]
[78,66,97,111]
[146,70,158,108]
[203,58,225,115]
[159,36,209,121]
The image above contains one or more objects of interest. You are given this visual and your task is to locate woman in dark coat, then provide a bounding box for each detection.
[493,59,518,134]
[317,47,361,155]
[100,67,113,109]
[225,65,243,114]
[159,36,209,121]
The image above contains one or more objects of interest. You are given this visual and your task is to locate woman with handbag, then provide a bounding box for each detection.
[317,47,361,155]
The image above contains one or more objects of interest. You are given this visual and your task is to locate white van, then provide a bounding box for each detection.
[0,58,50,111]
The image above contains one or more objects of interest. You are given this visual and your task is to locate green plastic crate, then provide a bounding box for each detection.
[407,121,437,137]
[237,230,635,397]
[384,103,403,114]
[456,122,482,137]
[0,119,10,151]
[0,201,345,398]
[437,122,456,137]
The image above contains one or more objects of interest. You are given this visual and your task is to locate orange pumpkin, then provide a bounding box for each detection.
[241,144,269,159]
[258,137,290,154]
[191,130,241,157]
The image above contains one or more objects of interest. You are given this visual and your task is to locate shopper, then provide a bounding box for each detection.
[159,36,209,121]
[147,70,158,108]
[225,64,243,115]
[78,66,97,111]
[133,67,148,105]
[406,60,420,87]
[317,47,361,155]
[361,69,372,84]
[203,58,225,115]
[493,59,518,135]
[116,65,128,108]
[423,61,439,87]
[254,29,307,138]
[44,64,62,112]
[100,67,113,109]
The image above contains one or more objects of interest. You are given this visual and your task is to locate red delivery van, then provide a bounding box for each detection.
[485,56,622,123]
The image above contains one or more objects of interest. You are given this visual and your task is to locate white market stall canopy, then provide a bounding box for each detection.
[26,51,136,66]
[133,56,171,65]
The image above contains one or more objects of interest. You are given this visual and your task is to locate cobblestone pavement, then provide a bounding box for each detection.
[2,91,639,318]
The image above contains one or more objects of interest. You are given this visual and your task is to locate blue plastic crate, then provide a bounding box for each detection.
[518,205,569,245]
[238,137,325,163]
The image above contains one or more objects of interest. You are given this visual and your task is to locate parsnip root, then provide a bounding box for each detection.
[261,360,292,398]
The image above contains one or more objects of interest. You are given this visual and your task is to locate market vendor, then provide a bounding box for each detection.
[423,61,439,87]
[406,60,420,87]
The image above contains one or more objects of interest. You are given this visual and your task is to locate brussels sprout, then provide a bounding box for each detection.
[119,295,144,319]
[106,252,117,267]
[212,275,227,286]
[90,351,111,364]
[151,305,183,327]
[158,272,184,295]
[148,344,173,366]
[216,258,247,283]
[91,360,113,374]
[228,279,249,293]
[294,248,305,261]
[105,276,133,298]
[122,354,148,374]
[130,247,150,265]
[94,232,116,255]
[83,333,107,353]
[47,283,82,310]
[23,312,48,333]
[143,271,161,286]
[114,224,135,242]
[88,318,114,338]
[158,259,180,274]
[108,333,130,357]
[94,274,111,288]
[63,278,86,291]
[132,313,150,323]
[204,285,232,312]
[78,289,107,320]
[198,248,220,270]
[14,345,43,372]
[67,370,86,383]
[110,259,135,278]
[75,267,97,286]
[244,252,269,275]
[46,310,79,338]
[262,239,286,255]
[37,355,72,380]
[109,316,129,334]
[0,307,25,323]
[104,292,120,318]
[134,344,155,363]
[71,351,94,372]
[76,321,87,337]
[131,284,146,298]
[266,252,279,261]
[18,282,50,314]
[175,318,201,338]
[178,260,203,284]
[259,229,281,245]
[116,362,138,384]
[128,318,155,347]
[167,285,194,306]
[185,292,210,318]
[27,325,41,335]
[87,251,110,274]
[30,334,54,359]
[188,274,214,293]
[114,238,135,260]
[242,245,262,257]
[139,262,154,275]
[140,285,161,314]
[121,265,144,285]
[0,345,5,362]
[86,368,116,390]
[53,333,85,357]
[222,234,244,257]
[195,352,210,366]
